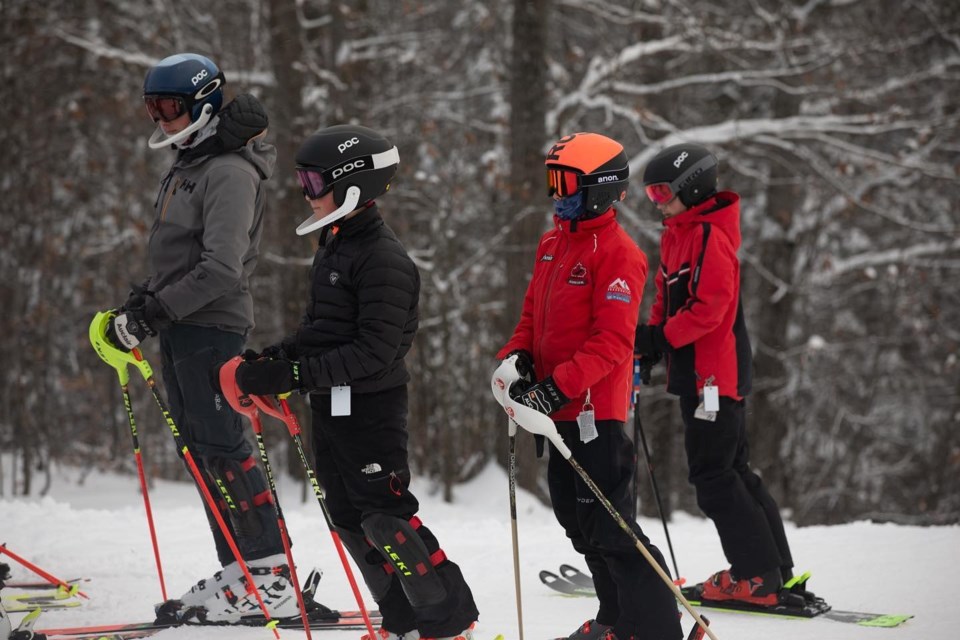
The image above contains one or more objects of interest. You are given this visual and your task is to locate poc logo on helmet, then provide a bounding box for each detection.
[338,137,360,154]
[673,151,689,168]
[191,69,209,86]
[332,159,366,180]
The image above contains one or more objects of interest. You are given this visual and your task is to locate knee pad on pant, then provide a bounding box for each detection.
[361,513,447,608]
[338,527,394,601]
[208,456,275,539]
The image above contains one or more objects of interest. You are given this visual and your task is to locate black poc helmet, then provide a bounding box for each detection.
[295,124,400,235]
[545,132,629,213]
[143,53,225,149]
[642,143,718,208]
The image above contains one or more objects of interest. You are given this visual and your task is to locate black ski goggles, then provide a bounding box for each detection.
[296,168,333,200]
[144,95,188,123]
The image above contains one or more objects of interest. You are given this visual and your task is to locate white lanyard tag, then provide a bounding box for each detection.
[703,385,720,412]
[577,391,598,443]
[331,385,351,416]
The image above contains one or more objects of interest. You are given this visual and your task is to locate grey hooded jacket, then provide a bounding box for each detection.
[146,94,276,335]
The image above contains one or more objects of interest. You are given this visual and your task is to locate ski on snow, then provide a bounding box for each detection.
[37,608,384,639]
[1,583,84,612]
[539,564,913,628]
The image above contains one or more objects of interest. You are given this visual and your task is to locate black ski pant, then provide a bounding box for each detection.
[680,395,793,580]
[310,385,478,638]
[159,324,284,566]
[547,420,682,640]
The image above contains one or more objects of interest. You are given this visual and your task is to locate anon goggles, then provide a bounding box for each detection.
[144,95,188,123]
[548,165,629,199]
[547,167,581,198]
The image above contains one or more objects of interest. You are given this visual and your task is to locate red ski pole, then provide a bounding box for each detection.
[219,358,313,640]
[249,388,378,640]
[0,544,89,600]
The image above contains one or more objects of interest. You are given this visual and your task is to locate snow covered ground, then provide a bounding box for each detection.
[2,459,958,639]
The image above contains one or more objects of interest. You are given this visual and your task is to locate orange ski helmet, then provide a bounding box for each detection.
[545,133,629,213]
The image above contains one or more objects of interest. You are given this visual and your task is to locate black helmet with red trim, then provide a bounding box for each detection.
[545,132,629,214]
[642,143,718,208]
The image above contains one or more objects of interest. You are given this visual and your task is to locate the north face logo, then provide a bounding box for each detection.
[606,278,631,303]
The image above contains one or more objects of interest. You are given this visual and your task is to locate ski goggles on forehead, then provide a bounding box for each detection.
[644,183,675,204]
[144,95,188,123]
[546,167,581,198]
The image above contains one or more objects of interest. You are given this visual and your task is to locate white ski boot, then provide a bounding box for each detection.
[157,554,300,624]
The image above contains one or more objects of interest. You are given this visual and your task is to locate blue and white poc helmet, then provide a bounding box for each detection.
[143,53,225,149]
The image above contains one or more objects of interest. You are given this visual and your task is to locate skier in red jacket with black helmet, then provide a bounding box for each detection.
[635,143,795,607]
[498,133,683,640]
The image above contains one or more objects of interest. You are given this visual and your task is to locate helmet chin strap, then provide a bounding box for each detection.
[296,185,362,236]
[147,104,214,150]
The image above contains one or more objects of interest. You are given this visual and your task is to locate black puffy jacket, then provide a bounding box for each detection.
[289,204,419,394]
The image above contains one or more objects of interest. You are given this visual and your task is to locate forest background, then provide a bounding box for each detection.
[1,0,958,527]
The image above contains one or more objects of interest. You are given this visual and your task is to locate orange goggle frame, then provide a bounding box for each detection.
[547,168,581,198]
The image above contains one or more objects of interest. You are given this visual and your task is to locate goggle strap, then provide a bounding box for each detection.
[579,167,628,188]
[668,155,715,193]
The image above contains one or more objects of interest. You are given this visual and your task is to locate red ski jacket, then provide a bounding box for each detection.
[498,209,647,422]
[647,191,753,399]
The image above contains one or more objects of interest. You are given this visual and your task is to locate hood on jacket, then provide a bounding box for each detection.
[178,93,276,179]
[664,191,741,250]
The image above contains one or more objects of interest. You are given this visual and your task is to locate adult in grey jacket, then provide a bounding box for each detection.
[106,53,298,623]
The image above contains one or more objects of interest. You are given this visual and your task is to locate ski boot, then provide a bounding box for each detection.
[553,619,613,640]
[419,621,476,640]
[156,553,301,624]
[362,628,416,640]
[700,567,782,607]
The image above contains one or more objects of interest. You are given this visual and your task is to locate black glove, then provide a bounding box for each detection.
[510,376,569,416]
[235,358,303,396]
[505,349,536,383]
[106,296,170,351]
[635,324,671,357]
[636,352,662,385]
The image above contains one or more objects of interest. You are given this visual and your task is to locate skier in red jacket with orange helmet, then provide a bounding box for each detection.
[635,143,794,607]
[498,133,682,640]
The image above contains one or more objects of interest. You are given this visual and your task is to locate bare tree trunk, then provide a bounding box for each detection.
[747,88,802,505]
[500,0,550,499]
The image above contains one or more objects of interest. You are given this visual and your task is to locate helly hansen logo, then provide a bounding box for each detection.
[606,278,632,303]
[179,179,197,194]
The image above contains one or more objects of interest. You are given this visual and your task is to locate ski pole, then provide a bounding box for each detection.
[506,424,525,640]
[218,358,313,640]
[493,357,717,640]
[490,369,525,640]
[0,544,89,600]
[88,313,167,602]
[89,312,281,639]
[633,356,680,580]
[248,389,378,639]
